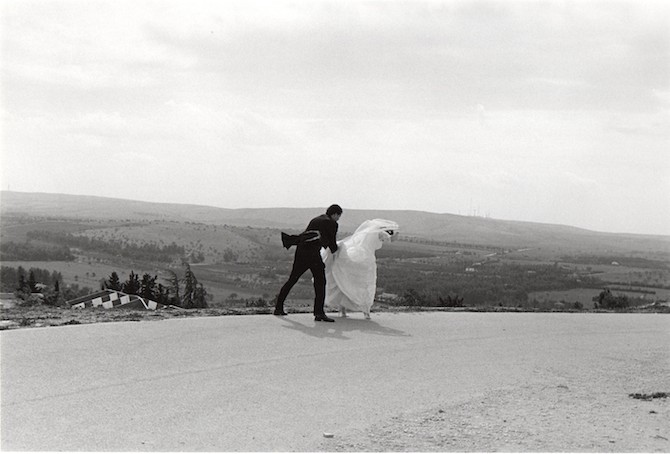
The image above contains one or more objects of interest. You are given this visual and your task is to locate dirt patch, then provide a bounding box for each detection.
[322,383,669,452]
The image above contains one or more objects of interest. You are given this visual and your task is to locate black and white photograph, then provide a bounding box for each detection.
[1,0,668,451]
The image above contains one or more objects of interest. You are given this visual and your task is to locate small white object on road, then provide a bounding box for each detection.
[323,432,334,438]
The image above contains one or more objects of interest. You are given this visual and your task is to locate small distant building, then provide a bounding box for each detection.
[1,292,44,307]
[66,289,164,311]
[0,293,19,309]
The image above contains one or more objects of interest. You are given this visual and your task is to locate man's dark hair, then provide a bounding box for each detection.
[326,204,343,216]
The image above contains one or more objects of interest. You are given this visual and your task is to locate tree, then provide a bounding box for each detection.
[106,271,122,291]
[44,278,64,306]
[193,283,208,308]
[17,272,27,292]
[15,266,30,293]
[401,288,423,306]
[27,270,38,292]
[122,271,141,295]
[181,262,198,309]
[165,270,181,306]
[51,270,63,286]
[593,288,630,310]
[438,294,464,307]
[156,283,169,305]
[160,264,209,309]
[140,273,157,300]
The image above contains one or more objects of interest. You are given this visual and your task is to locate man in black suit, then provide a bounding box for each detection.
[274,204,343,322]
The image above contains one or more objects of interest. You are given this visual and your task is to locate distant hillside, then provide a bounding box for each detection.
[2,190,668,255]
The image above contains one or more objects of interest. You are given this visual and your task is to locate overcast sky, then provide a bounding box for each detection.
[1,0,668,235]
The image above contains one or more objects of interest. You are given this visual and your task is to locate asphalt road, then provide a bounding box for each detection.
[1,311,668,451]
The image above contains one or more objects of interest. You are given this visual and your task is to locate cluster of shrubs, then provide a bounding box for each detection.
[387,288,465,307]
[593,288,636,310]
[1,265,94,306]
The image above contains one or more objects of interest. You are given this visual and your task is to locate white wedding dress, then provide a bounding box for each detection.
[321,219,399,318]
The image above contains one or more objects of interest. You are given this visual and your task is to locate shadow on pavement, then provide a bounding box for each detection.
[278,315,411,340]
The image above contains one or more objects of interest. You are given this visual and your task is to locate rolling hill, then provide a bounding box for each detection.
[1,190,668,255]
[2,190,669,309]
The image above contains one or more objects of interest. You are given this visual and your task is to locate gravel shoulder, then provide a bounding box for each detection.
[323,381,669,452]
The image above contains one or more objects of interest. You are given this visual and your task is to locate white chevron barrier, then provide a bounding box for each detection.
[66,290,164,311]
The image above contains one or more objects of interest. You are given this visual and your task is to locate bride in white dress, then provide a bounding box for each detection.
[321,219,399,319]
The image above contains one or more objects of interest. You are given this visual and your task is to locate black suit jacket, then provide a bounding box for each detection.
[302,214,339,253]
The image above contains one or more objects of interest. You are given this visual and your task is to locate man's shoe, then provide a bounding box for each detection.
[315,314,335,322]
[273,310,288,316]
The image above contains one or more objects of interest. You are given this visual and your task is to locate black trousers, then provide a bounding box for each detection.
[276,247,326,316]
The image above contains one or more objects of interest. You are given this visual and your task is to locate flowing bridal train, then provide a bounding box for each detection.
[321,219,399,319]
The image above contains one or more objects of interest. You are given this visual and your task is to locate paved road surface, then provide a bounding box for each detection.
[2,312,668,451]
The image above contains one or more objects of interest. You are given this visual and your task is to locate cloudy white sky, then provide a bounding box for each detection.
[1,0,668,235]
